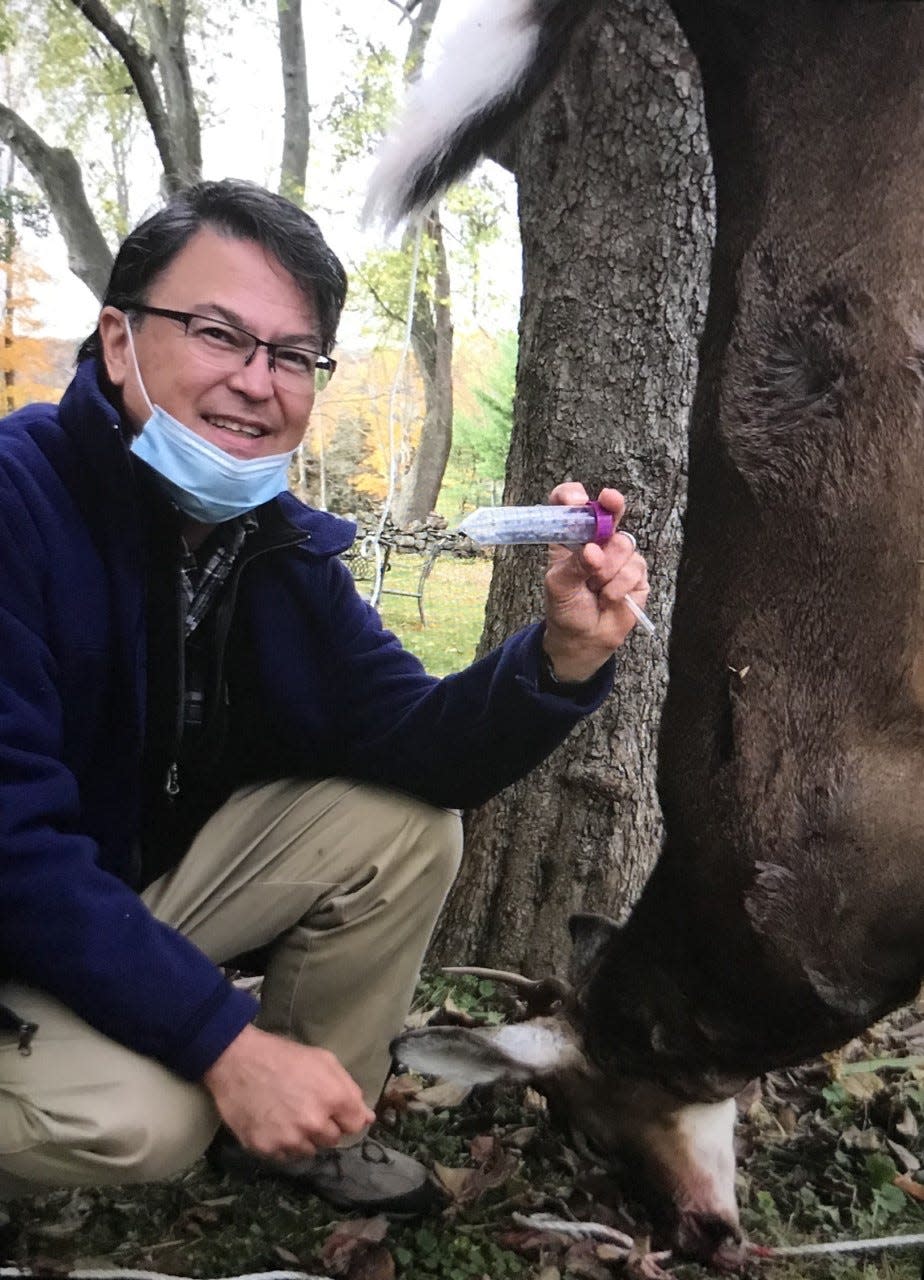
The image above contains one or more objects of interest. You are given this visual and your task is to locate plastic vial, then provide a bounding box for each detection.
[457,502,656,636]
[458,502,614,546]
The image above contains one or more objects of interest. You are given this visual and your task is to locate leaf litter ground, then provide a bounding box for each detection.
[5,975,924,1280]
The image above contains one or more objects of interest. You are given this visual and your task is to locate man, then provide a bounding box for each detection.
[0,179,649,1216]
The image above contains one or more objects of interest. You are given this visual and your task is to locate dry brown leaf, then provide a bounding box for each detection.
[379,1075,423,1113]
[345,1243,395,1280]
[321,1216,390,1275]
[416,1080,472,1108]
[893,1173,924,1203]
[327,1216,389,1243]
[563,1239,612,1280]
[433,1162,479,1201]
[469,1133,497,1164]
[840,1071,883,1100]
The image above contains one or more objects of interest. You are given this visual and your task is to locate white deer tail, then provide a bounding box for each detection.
[365,0,597,227]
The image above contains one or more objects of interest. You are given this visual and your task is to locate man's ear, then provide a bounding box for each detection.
[97,306,132,389]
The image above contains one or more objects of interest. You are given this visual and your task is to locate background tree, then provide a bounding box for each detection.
[431,0,714,973]
[0,0,311,300]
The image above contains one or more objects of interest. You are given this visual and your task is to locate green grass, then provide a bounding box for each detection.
[361,552,494,677]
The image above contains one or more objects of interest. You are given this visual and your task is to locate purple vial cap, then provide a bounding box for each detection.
[588,500,615,543]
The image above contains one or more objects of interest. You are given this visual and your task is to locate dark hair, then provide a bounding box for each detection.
[78,178,348,362]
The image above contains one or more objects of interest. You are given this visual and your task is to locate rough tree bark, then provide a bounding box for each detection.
[277,0,310,201]
[430,0,713,974]
[391,0,455,529]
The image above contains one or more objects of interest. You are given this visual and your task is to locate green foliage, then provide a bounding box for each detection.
[354,234,443,335]
[323,32,398,166]
[414,968,505,1025]
[0,186,48,236]
[0,0,19,53]
[442,331,516,514]
[392,1225,525,1279]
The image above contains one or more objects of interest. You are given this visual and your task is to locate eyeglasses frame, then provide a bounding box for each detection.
[125,303,337,385]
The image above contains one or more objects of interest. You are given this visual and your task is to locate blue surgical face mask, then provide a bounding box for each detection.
[124,321,295,524]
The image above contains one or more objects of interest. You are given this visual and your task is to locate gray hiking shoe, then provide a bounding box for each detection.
[209,1130,445,1215]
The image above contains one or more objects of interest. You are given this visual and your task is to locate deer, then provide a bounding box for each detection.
[369,0,924,1269]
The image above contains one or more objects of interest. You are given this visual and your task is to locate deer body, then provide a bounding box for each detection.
[374,0,924,1266]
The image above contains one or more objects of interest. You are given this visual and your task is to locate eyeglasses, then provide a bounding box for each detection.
[127,304,337,393]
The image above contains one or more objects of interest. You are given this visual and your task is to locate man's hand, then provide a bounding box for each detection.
[541,483,650,684]
[203,1024,375,1160]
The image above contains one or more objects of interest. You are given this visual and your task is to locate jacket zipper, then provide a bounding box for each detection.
[163,524,309,798]
[0,1002,38,1055]
[164,567,188,798]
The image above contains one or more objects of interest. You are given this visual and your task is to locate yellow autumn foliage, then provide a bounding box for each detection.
[309,345,425,501]
[0,253,64,411]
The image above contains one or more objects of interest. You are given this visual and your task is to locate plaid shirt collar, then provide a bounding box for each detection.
[179,512,259,637]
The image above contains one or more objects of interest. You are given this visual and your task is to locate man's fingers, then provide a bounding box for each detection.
[548,481,590,507]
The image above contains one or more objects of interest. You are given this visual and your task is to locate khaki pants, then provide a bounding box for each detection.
[0,778,463,1197]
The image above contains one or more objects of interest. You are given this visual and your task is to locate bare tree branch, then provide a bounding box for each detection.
[66,0,198,190]
[0,103,113,299]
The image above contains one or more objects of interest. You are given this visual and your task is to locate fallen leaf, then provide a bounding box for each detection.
[508,1125,537,1148]
[841,1124,883,1151]
[327,1216,389,1243]
[840,1072,883,1100]
[321,1216,390,1275]
[469,1134,497,1164]
[273,1245,303,1266]
[894,1173,924,1203]
[896,1107,919,1139]
[887,1138,920,1172]
[563,1239,611,1280]
[345,1242,395,1280]
[416,1080,472,1108]
[433,1162,478,1201]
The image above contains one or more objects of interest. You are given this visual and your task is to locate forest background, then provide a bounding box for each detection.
[0,0,519,527]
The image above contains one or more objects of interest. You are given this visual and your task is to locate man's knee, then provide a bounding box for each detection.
[0,1071,218,1192]
[108,1078,218,1184]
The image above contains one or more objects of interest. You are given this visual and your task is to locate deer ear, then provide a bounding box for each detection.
[391,1022,578,1086]
[568,912,621,983]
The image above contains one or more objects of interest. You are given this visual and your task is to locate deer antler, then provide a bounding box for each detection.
[442,966,572,1015]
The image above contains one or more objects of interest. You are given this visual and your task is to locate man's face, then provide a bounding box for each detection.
[99,228,322,459]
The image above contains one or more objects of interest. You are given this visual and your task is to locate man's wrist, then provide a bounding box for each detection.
[540,646,602,690]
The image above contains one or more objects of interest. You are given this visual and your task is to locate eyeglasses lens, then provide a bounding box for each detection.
[185,317,329,393]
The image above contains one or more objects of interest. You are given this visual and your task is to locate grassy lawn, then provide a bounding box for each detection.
[359,551,494,676]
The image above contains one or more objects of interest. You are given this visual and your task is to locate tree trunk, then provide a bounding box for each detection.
[138,0,201,188]
[390,0,455,529]
[69,0,200,191]
[2,150,15,415]
[430,0,713,974]
[392,212,453,526]
[277,0,309,201]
